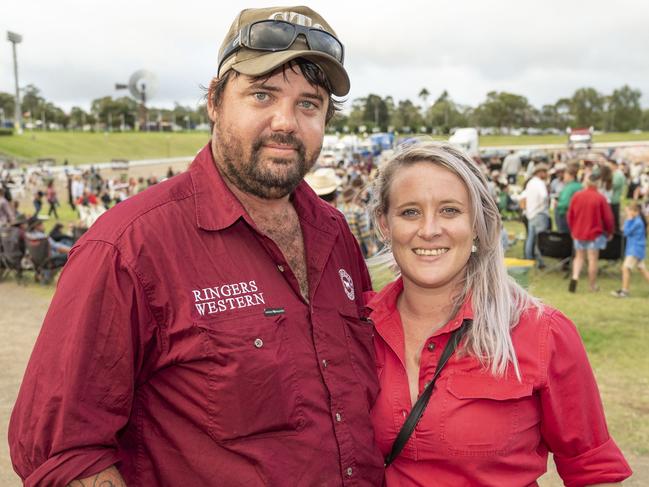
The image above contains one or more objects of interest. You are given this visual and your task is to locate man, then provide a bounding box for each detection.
[567,173,615,293]
[521,163,550,268]
[338,186,375,258]
[555,163,582,233]
[0,187,15,226]
[9,6,383,486]
[501,149,522,184]
[607,158,626,230]
[25,218,72,264]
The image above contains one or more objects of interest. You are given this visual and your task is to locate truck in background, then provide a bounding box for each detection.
[449,127,479,157]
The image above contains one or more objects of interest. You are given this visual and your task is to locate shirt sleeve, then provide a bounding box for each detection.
[8,240,156,486]
[538,310,632,486]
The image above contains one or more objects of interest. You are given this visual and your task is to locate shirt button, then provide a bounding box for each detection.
[253,338,264,348]
[277,264,285,272]
[346,467,353,477]
[322,359,329,368]
[427,342,435,351]
[335,412,342,422]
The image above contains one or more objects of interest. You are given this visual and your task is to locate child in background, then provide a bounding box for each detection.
[612,202,649,297]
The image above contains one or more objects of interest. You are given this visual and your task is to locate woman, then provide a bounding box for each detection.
[367,143,631,486]
[567,172,615,293]
[46,180,59,219]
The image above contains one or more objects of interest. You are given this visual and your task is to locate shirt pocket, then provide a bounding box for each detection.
[195,312,305,443]
[440,373,533,454]
[340,309,381,409]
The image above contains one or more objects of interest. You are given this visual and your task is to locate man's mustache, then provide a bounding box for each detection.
[253,134,305,154]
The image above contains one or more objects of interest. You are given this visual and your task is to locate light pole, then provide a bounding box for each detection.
[7,31,23,134]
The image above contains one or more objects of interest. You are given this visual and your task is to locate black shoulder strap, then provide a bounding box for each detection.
[384,319,472,467]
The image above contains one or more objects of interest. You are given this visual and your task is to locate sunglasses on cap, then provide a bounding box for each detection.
[219,19,345,73]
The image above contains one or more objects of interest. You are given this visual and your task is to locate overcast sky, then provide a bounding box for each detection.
[2,0,649,113]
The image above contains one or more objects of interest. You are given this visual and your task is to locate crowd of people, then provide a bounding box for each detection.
[1,161,177,281]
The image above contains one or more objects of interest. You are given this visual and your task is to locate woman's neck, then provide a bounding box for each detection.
[398,279,459,334]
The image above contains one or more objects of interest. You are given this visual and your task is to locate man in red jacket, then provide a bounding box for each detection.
[567,172,615,292]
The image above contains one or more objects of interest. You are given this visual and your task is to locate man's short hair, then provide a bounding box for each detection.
[207,59,342,126]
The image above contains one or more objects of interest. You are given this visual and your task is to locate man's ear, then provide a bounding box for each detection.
[206,77,219,123]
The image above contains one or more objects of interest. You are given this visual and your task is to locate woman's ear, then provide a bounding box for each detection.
[378,213,390,242]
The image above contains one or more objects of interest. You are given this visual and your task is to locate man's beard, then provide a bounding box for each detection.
[214,130,321,199]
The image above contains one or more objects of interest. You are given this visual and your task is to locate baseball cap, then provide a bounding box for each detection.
[217,6,350,96]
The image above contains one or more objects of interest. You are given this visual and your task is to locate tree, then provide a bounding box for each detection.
[91,96,138,130]
[641,109,649,131]
[474,91,531,129]
[605,85,642,132]
[362,94,389,130]
[20,84,44,118]
[346,97,366,132]
[554,98,573,129]
[426,90,467,134]
[570,87,604,128]
[0,92,15,123]
[391,99,424,133]
[69,106,95,129]
[418,88,430,112]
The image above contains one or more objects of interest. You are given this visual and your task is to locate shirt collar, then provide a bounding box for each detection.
[189,142,336,235]
[368,276,474,338]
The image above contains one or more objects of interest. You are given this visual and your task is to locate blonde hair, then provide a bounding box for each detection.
[369,142,539,378]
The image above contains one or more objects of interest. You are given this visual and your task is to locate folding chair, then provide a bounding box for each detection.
[25,237,66,284]
[537,231,573,273]
[0,225,26,283]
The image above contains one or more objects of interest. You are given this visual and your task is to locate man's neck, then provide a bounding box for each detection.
[225,179,293,219]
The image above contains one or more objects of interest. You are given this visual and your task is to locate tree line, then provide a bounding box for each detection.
[329,85,649,134]
[0,85,207,131]
[1,84,648,134]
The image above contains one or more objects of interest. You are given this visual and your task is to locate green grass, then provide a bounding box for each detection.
[2,131,649,166]
[0,131,210,165]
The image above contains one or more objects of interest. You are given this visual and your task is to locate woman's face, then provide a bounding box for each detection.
[380,161,475,293]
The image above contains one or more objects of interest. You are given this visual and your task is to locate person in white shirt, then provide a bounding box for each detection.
[501,150,522,184]
[520,164,550,268]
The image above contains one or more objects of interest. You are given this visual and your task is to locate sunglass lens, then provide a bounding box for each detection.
[249,21,295,50]
[308,30,343,61]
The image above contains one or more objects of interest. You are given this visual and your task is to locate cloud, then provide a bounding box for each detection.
[2,0,648,111]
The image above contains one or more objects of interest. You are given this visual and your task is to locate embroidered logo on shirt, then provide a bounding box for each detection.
[192,280,265,316]
[339,269,355,301]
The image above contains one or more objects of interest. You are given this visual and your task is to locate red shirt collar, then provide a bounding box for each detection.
[368,277,474,347]
[189,143,336,235]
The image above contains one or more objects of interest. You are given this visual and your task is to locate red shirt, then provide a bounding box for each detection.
[368,278,631,487]
[9,144,384,486]
[567,187,615,241]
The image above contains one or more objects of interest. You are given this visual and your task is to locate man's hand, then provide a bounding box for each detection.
[66,466,126,486]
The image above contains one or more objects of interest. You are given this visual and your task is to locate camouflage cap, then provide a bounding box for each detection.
[217,6,349,96]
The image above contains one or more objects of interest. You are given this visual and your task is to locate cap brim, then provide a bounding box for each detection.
[230,50,350,96]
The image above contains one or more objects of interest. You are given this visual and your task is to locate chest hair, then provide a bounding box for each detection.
[252,206,309,301]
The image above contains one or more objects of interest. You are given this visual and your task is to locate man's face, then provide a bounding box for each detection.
[209,67,328,199]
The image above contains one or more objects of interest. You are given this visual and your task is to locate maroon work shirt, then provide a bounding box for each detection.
[9,144,384,486]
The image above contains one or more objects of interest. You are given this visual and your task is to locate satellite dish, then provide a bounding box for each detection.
[128,69,157,105]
